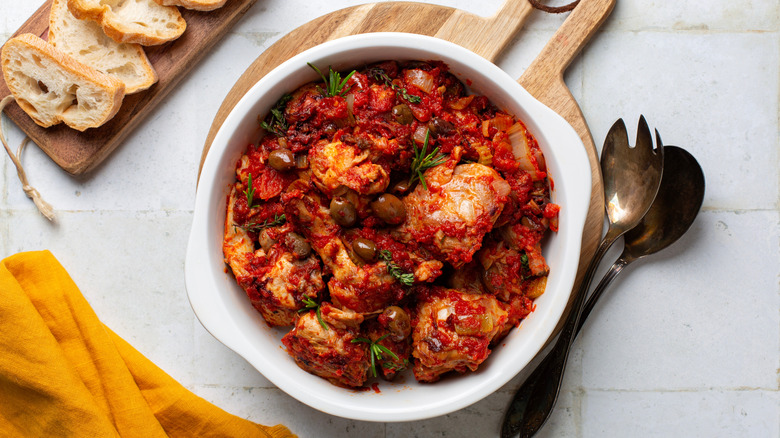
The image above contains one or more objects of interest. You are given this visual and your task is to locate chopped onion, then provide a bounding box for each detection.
[345,93,356,125]
[549,215,559,232]
[413,124,428,143]
[491,115,513,132]
[405,69,435,94]
[508,122,540,177]
[447,95,474,110]
[526,276,547,299]
[295,154,309,169]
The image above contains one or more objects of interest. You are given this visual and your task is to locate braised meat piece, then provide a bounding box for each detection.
[282,304,369,388]
[394,151,511,268]
[309,139,390,197]
[411,286,508,382]
[223,186,325,326]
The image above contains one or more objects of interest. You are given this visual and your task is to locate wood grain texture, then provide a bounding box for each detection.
[199,0,613,341]
[0,0,258,175]
[519,0,615,320]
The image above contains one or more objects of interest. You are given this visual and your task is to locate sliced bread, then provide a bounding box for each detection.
[67,0,186,46]
[49,0,158,94]
[154,0,227,12]
[1,33,126,131]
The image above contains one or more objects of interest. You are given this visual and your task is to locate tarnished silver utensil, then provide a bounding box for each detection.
[577,145,705,329]
[501,117,664,437]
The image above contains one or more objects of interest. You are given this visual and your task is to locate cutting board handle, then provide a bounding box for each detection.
[519,0,616,320]
[433,0,534,61]
[521,0,616,87]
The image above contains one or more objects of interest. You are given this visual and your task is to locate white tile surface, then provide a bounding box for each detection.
[1,0,778,437]
[583,390,780,438]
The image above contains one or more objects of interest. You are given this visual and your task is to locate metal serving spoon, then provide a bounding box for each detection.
[501,117,664,437]
[577,145,705,330]
[504,145,705,437]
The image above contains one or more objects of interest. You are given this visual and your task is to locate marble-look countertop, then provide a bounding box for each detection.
[1,1,778,436]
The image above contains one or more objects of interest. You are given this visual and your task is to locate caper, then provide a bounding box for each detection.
[285,232,311,259]
[371,193,406,225]
[428,118,455,136]
[382,306,411,341]
[391,104,413,125]
[268,149,295,171]
[352,238,377,262]
[329,198,357,227]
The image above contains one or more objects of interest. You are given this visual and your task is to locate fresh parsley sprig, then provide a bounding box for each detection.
[379,250,414,286]
[243,213,286,233]
[308,63,356,97]
[298,294,328,331]
[259,93,292,137]
[367,67,422,103]
[408,129,448,190]
[351,334,399,377]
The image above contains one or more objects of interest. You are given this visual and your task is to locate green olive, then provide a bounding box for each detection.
[329,198,357,227]
[268,149,295,171]
[286,232,311,259]
[382,306,411,341]
[371,193,406,225]
[392,104,414,125]
[259,230,276,252]
[352,238,377,262]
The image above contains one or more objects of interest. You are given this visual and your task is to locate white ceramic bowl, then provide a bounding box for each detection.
[185,32,591,422]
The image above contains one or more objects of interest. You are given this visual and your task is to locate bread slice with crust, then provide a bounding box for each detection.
[1,33,125,131]
[154,0,227,12]
[49,0,157,94]
[67,0,186,46]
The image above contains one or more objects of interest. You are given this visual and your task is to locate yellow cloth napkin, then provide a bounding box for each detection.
[0,250,295,438]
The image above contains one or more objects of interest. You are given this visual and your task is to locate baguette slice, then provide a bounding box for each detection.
[1,33,125,131]
[49,0,157,94]
[67,0,186,46]
[154,0,227,12]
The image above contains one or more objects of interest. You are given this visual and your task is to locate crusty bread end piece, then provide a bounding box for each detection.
[1,33,125,131]
[67,0,186,46]
[154,0,227,12]
[49,0,157,94]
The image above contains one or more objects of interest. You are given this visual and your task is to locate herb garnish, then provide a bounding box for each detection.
[260,93,292,137]
[243,213,286,233]
[408,129,448,190]
[299,294,328,331]
[520,253,531,280]
[308,63,356,97]
[244,173,256,209]
[367,67,422,103]
[351,334,399,377]
[379,249,414,286]
[382,358,410,372]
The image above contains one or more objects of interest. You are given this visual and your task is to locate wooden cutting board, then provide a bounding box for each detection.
[200,0,614,325]
[0,0,257,175]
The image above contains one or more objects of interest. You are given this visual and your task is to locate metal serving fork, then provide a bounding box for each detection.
[501,116,665,437]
